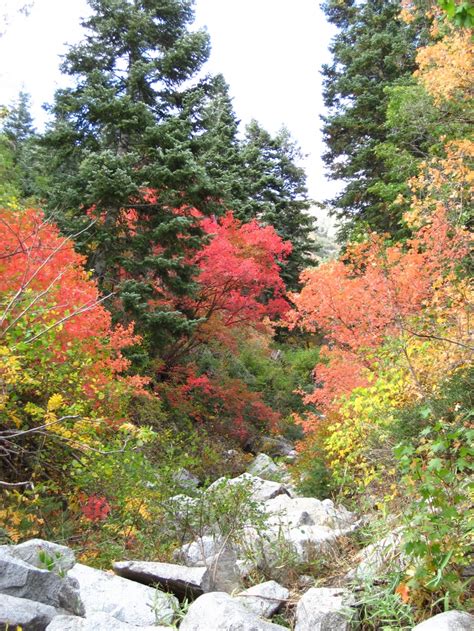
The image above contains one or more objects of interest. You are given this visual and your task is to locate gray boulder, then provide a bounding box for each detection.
[0,547,84,615]
[174,537,241,593]
[174,535,220,567]
[208,473,290,503]
[241,521,342,573]
[411,611,474,630]
[294,587,355,631]
[259,436,295,458]
[172,468,200,492]
[68,563,177,626]
[179,592,289,631]
[0,594,58,631]
[248,454,284,481]
[265,495,356,530]
[1,539,76,574]
[113,560,211,598]
[234,580,289,618]
[205,545,241,593]
[45,612,171,630]
[347,529,405,582]
[284,525,341,562]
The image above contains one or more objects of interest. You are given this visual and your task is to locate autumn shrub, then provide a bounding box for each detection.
[293,434,335,499]
[149,210,294,443]
[161,332,319,447]
[157,361,281,445]
[287,125,472,618]
[0,208,157,549]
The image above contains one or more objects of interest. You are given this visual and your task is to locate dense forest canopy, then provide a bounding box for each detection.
[0,1,472,627]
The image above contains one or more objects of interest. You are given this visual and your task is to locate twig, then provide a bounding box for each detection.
[1,415,80,438]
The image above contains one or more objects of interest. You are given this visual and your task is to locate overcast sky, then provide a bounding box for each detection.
[0,0,340,228]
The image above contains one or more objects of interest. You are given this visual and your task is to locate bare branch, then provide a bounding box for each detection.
[0,479,33,488]
[1,415,80,438]
[19,292,114,347]
[403,327,474,351]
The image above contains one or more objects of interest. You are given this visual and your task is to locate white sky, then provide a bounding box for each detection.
[0,0,341,228]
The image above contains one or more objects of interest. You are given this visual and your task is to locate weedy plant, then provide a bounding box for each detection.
[352,573,416,630]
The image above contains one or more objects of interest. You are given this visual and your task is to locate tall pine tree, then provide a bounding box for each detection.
[1,91,40,199]
[238,121,316,289]
[185,73,246,213]
[42,0,211,358]
[320,0,430,238]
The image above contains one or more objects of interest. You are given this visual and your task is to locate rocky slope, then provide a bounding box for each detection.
[1,449,472,630]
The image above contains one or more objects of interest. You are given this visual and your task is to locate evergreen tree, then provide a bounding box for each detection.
[186,73,245,213]
[0,117,20,205]
[238,121,316,289]
[320,0,430,238]
[3,91,34,151]
[1,91,40,198]
[42,0,211,359]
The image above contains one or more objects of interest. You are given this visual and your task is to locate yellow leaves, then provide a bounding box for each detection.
[119,421,138,434]
[24,402,45,419]
[0,345,22,385]
[47,393,64,412]
[0,493,45,543]
[404,139,473,229]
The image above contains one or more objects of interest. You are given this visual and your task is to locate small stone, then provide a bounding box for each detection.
[235,580,289,618]
[411,611,474,631]
[297,575,315,590]
[294,587,355,631]
[0,593,58,631]
[113,560,211,598]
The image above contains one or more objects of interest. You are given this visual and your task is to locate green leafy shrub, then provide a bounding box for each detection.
[395,420,473,611]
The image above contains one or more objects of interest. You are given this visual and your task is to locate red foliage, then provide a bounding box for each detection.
[80,494,111,522]
[158,364,280,443]
[188,212,291,327]
[152,211,290,438]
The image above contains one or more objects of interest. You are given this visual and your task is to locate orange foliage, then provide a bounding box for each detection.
[0,208,149,401]
[287,207,469,413]
[415,27,474,104]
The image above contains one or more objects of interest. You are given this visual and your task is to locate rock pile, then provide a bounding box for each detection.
[1,453,472,630]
